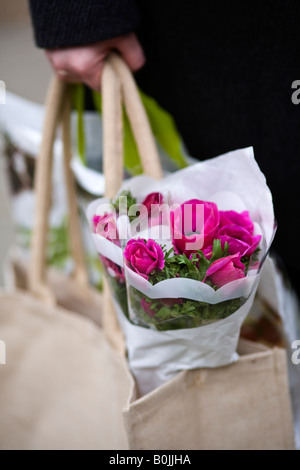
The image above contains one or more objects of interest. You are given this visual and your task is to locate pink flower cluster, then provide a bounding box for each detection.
[124,196,261,288]
[171,199,261,287]
[93,193,261,289]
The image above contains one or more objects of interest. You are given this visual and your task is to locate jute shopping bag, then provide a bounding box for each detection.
[123,339,295,450]
[2,77,102,326]
[2,70,124,351]
[0,76,131,449]
[96,54,296,450]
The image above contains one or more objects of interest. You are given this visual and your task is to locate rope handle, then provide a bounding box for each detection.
[29,54,163,350]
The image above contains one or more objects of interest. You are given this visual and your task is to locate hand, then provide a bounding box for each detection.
[46,32,145,91]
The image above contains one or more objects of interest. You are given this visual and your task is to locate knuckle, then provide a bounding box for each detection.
[47,51,63,66]
[72,61,86,75]
[72,53,93,76]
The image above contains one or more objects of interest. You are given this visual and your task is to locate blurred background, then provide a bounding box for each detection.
[0,0,51,285]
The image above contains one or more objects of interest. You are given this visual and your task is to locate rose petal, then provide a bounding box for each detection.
[171,199,219,255]
[206,253,245,287]
[220,210,254,234]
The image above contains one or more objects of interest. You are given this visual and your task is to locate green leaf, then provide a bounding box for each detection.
[122,108,143,175]
[139,90,188,169]
[107,275,129,318]
[133,284,244,330]
[71,84,86,164]
[193,252,210,280]
[210,239,229,263]
[46,221,70,268]
[92,90,143,175]
[112,190,137,220]
[112,189,136,210]
[92,88,188,174]
[92,89,102,114]
[18,221,71,270]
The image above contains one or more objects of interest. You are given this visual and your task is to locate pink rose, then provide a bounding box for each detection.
[219,210,254,234]
[124,238,165,280]
[142,192,164,213]
[93,213,120,246]
[217,225,261,257]
[216,210,261,257]
[205,254,245,287]
[141,192,164,227]
[100,256,125,283]
[171,199,219,256]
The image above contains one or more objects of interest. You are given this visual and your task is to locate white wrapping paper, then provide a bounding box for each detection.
[87,147,275,396]
[114,288,257,396]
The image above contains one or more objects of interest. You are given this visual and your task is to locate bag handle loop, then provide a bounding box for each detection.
[29,54,163,350]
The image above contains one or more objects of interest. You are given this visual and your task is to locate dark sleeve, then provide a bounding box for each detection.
[28,0,140,48]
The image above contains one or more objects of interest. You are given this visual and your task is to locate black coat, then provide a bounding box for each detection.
[29,0,300,293]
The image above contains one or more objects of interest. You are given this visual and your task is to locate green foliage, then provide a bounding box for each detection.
[139,90,188,169]
[112,189,138,224]
[92,90,143,175]
[210,239,229,262]
[85,255,104,291]
[71,84,86,164]
[129,286,244,331]
[105,273,129,318]
[132,238,246,330]
[71,86,188,175]
[112,190,137,214]
[18,222,70,269]
[122,108,144,175]
[148,240,230,286]
[46,221,71,268]
[92,88,102,114]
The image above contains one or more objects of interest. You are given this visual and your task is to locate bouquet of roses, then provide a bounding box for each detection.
[87,147,275,396]
[124,199,261,331]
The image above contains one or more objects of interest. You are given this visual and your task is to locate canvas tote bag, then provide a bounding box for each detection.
[2,78,110,330]
[101,54,296,450]
[2,64,126,352]
[0,73,132,450]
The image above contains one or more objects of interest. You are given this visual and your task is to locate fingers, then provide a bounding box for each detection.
[45,33,146,92]
[80,61,104,91]
[112,33,146,71]
[46,49,82,83]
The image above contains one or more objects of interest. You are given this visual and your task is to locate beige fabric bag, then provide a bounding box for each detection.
[102,55,296,450]
[0,73,131,450]
[124,340,295,450]
[0,54,296,450]
[0,291,131,450]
